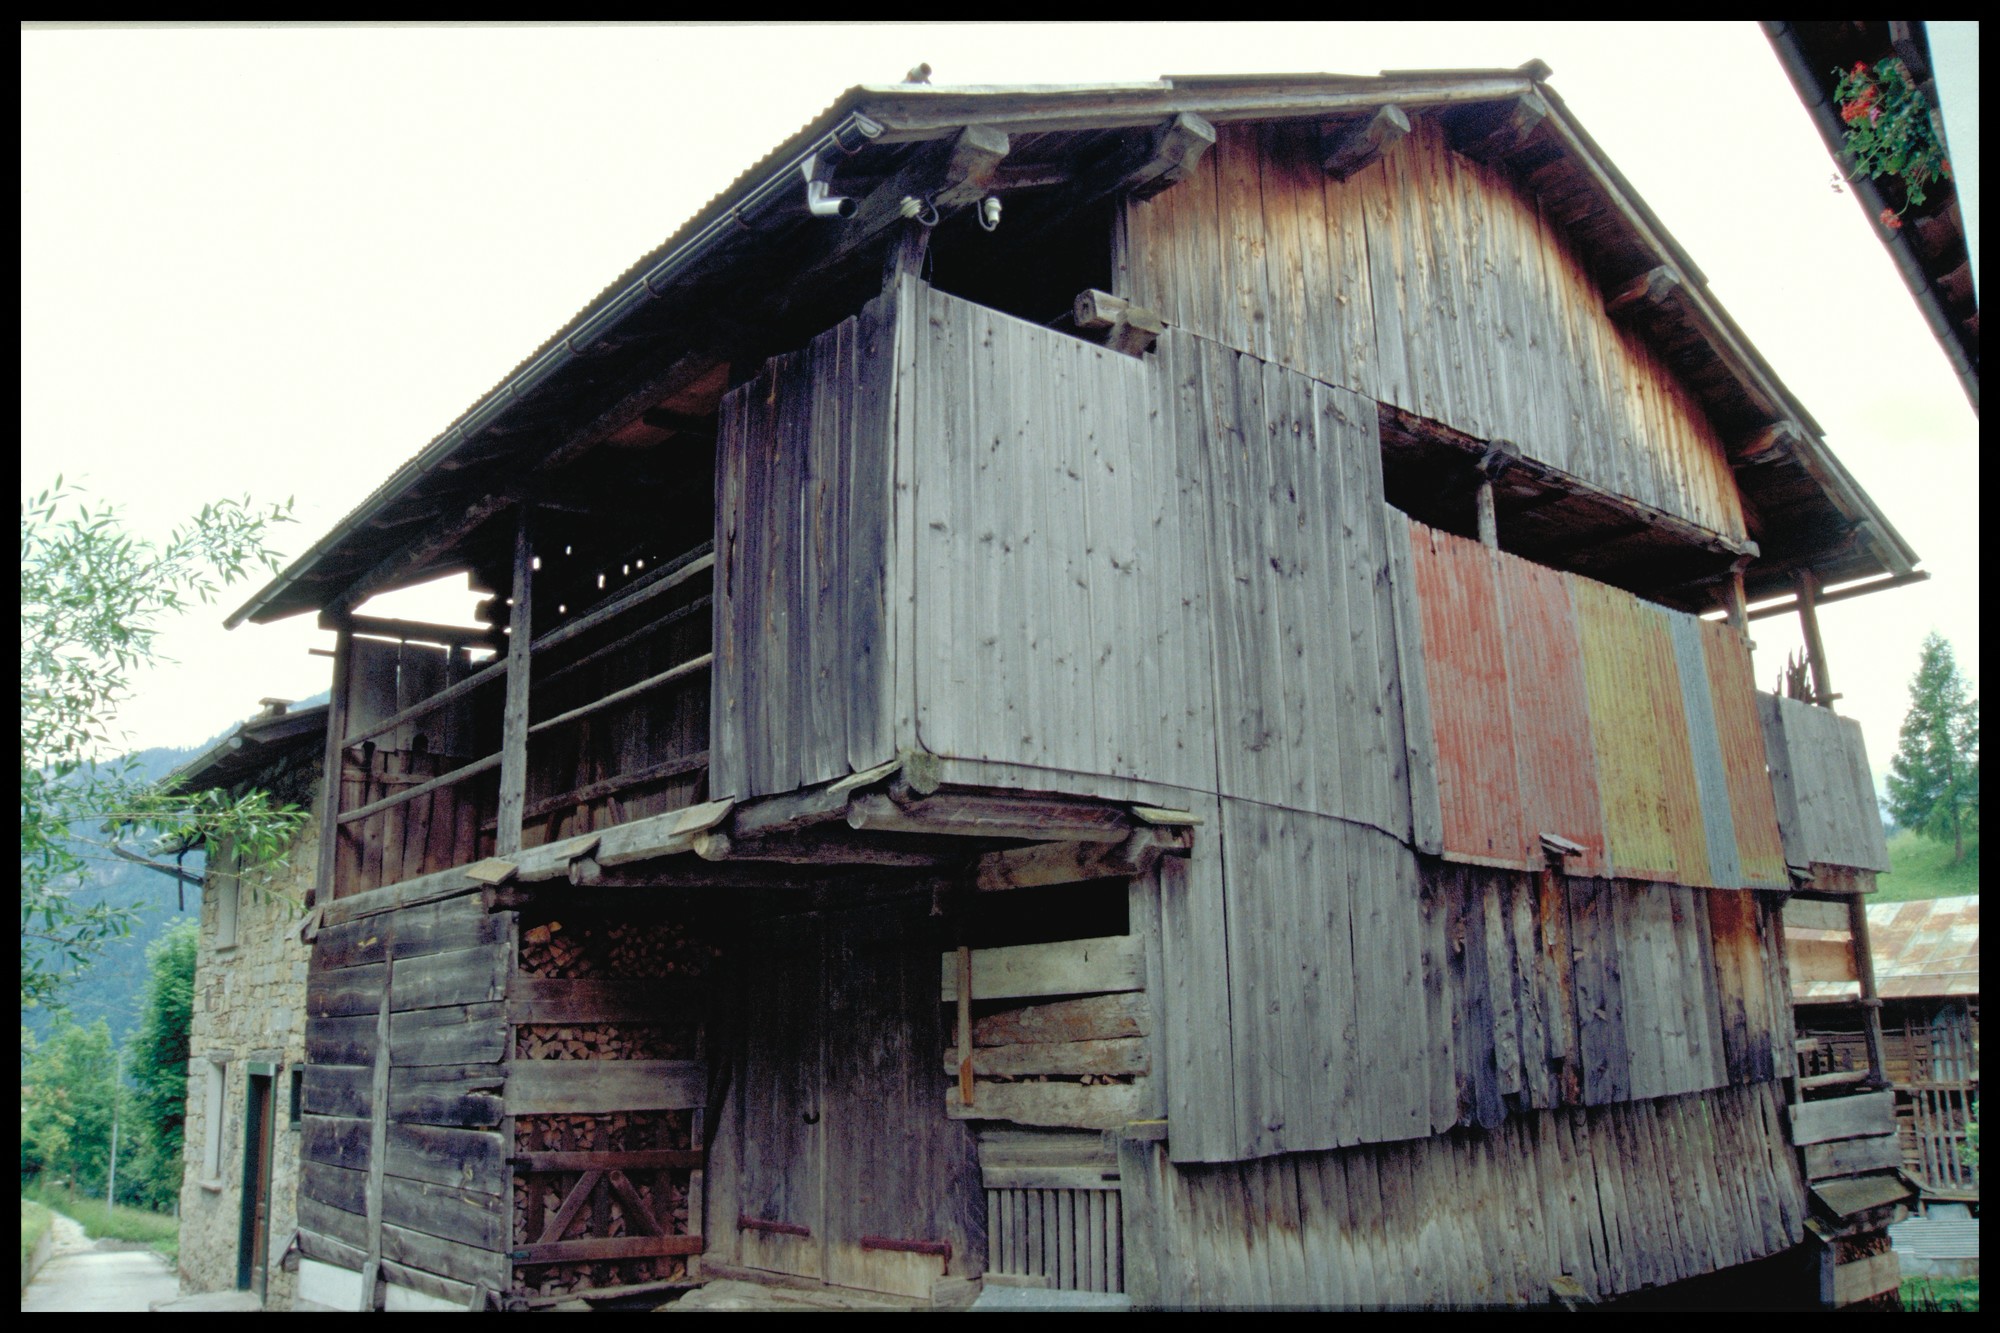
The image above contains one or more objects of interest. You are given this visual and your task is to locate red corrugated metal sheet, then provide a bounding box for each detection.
[1495,548,1608,876]
[1698,618,1788,888]
[1409,523,1534,867]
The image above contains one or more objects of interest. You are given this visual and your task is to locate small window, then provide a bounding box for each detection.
[202,1058,228,1181]
[289,1069,304,1130]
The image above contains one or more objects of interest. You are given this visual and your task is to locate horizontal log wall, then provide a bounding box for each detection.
[300,891,517,1300]
[1124,117,1745,544]
[1121,1081,1805,1308]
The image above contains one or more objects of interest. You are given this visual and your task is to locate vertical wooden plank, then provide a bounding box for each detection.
[316,629,354,905]
[495,510,533,857]
[1159,795,1236,1164]
[1215,122,1272,363]
[1384,511,1443,855]
[1419,861,1459,1134]
[361,960,392,1310]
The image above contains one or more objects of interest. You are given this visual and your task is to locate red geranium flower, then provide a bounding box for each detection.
[1879,208,1904,231]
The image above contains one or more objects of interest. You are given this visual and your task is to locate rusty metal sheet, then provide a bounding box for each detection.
[1866,898,1979,998]
[1407,522,1533,868]
[1571,577,1681,882]
[1697,619,1789,889]
[1494,547,1607,876]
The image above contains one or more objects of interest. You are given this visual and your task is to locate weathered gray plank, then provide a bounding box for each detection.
[388,943,506,1012]
[1788,1091,1897,1146]
[505,1060,706,1115]
[388,1004,508,1067]
[938,934,1142,1003]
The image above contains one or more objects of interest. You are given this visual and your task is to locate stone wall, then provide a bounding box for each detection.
[176,783,318,1309]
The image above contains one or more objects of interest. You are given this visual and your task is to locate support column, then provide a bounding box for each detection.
[1796,569,1835,709]
[1724,559,1752,648]
[1475,479,1498,549]
[496,509,534,857]
[1847,895,1889,1088]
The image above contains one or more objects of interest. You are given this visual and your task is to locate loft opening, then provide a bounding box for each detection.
[923,195,1117,338]
[1377,403,1748,615]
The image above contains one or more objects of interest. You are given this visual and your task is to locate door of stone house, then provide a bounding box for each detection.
[238,1065,277,1298]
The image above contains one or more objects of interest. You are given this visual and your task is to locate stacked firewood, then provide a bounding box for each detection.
[510,908,712,1297]
[516,911,718,981]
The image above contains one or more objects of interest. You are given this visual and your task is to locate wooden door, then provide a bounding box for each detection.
[238,1072,276,1297]
[730,902,982,1299]
[734,916,826,1280]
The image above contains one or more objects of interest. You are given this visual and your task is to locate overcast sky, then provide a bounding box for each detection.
[22,22,1979,788]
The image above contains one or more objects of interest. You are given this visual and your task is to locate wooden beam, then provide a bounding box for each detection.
[1475,479,1498,549]
[1072,289,1164,356]
[525,653,712,738]
[796,125,1010,282]
[848,791,1133,844]
[1606,264,1684,319]
[690,829,954,867]
[1732,420,1803,468]
[495,509,534,857]
[336,750,501,827]
[336,613,502,650]
[974,828,1188,892]
[1321,104,1410,181]
[1451,90,1550,162]
[330,487,524,618]
[1006,113,1216,251]
[637,408,716,437]
[1796,569,1835,710]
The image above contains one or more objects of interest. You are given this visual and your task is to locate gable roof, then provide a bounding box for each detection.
[228,68,1918,628]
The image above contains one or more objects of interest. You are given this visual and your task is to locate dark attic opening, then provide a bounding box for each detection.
[924,195,1116,336]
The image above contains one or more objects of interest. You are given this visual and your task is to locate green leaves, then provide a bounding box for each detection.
[1832,58,1953,214]
[21,480,305,1007]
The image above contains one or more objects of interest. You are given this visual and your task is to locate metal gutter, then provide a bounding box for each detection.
[226,108,884,629]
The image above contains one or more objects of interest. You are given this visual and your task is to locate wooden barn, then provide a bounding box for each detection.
[222,69,1922,1310]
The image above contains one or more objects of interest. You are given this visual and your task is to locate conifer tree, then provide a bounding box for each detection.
[1886,632,1979,864]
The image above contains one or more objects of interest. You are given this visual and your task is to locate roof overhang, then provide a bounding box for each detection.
[229,68,1919,625]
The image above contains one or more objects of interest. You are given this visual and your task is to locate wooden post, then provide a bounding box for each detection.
[1724,559,1752,647]
[496,509,534,857]
[361,972,391,1310]
[1847,896,1889,1088]
[312,628,353,907]
[1475,479,1498,549]
[1796,569,1835,709]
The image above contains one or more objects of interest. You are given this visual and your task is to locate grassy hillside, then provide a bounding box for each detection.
[1875,827,1980,902]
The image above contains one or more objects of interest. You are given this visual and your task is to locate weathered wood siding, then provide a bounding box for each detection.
[902,284,1216,796]
[898,286,1409,840]
[1758,692,1892,873]
[300,891,516,1297]
[1155,822,1795,1165]
[335,637,489,899]
[711,301,900,801]
[1120,1081,1804,1308]
[1125,117,1746,543]
[1394,516,1787,890]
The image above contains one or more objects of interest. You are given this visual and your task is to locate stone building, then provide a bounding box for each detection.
[172,699,326,1309]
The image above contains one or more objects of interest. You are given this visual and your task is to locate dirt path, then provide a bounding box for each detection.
[20,1211,181,1313]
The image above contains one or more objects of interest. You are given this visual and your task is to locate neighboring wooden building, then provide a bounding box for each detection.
[223,70,1920,1309]
[171,700,327,1309]
[1791,896,1980,1204]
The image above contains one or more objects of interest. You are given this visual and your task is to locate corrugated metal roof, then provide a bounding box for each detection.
[1890,1216,1981,1263]
[226,69,1921,629]
[1790,896,1978,1001]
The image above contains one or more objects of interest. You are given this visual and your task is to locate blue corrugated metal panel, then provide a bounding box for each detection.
[1671,614,1739,889]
